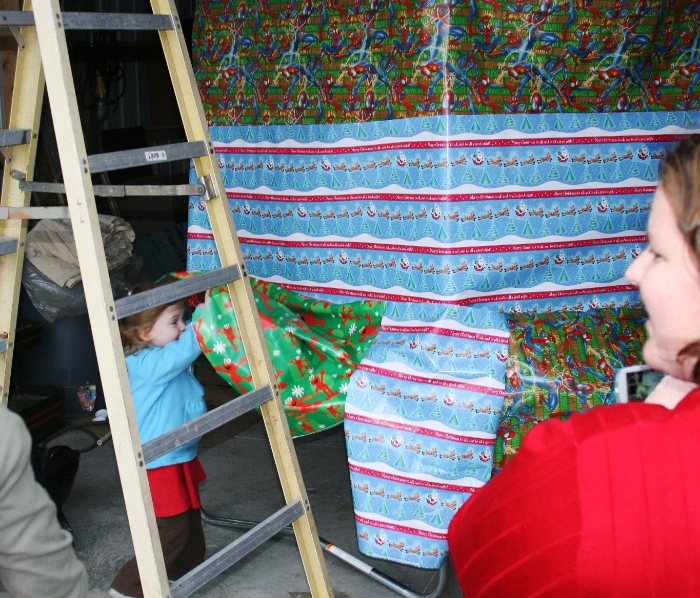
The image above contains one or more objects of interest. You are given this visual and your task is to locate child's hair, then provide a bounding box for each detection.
[119,281,186,355]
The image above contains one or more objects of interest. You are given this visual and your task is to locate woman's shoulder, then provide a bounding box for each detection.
[552,388,699,435]
[448,389,700,597]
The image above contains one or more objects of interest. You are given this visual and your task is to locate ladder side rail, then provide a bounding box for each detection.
[0,129,31,146]
[142,384,273,465]
[0,206,69,219]
[114,264,241,319]
[88,141,207,174]
[16,181,205,197]
[170,499,305,598]
[0,11,174,31]
[32,3,171,596]
[0,0,43,403]
[150,2,334,595]
[0,237,18,255]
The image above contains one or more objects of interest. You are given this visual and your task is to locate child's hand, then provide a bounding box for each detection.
[204,289,212,307]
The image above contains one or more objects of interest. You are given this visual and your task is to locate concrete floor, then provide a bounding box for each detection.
[2,399,463,597]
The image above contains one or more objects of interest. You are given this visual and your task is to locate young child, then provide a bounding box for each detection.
[109,284,207,598]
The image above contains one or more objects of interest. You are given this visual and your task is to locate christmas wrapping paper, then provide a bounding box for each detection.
[495,307,647,470]
[344,302,509,569]
[188,113,700,314]
[177,273,385,436]
[193,0,699,125]
[189,0,700,571]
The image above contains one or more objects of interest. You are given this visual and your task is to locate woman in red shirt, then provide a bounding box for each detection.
[447,136,700,597]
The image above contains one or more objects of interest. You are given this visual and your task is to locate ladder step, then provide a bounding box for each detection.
[142,385,274,465]
[17,181,205,198]
[88,141,208,174]
[114,265,241,319]
[0,129,30,147]
[0,206,70,220]
[0,236,19,256]
[170,499,305,598]
[0,11,174,31]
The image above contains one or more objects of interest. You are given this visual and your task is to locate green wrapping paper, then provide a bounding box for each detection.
[183,274,385,436]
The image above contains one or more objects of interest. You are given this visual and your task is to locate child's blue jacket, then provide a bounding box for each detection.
[126,324,205,469]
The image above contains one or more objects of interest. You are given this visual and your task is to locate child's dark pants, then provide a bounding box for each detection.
[111,508,205,597]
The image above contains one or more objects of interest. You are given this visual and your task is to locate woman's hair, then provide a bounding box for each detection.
[119,281,185,355]
[659,134,700,381]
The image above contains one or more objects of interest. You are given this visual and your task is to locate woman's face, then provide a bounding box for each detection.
[626,187,700,380]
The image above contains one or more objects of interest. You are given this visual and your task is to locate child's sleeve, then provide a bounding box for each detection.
[130,324,201,385]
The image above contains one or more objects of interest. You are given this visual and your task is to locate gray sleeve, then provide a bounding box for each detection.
[0,404,87,598]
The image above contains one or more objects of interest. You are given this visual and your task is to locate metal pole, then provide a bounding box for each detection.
[200,508,448,598]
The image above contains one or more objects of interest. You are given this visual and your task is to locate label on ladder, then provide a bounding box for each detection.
[144,150,167,162]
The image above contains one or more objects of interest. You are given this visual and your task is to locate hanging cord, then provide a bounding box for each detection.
[76,31,127,122]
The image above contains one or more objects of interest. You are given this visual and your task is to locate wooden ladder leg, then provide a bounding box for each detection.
[150,1,334,595]
[0,0,43,404]
[31,2,171,596]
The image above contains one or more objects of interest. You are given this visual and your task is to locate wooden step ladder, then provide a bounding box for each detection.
[0,1,334,596]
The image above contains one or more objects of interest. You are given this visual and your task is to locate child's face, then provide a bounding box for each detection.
[139,304,186,348]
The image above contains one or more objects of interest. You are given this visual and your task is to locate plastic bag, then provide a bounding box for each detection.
[22,255,143,323]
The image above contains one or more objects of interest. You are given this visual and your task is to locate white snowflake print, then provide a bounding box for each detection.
[213,341,226,355]
[340,383,349,394]
[348,323,357,335]
[292,385,304,398]
[217,314,222,320]
[273,349,280,357]
[209,324,215,330]
[296,348,302,355]
[285,326,296,334]
[308,368,314,376]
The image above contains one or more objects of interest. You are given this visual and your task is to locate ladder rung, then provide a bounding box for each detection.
[0,129,30,147]
[88,141,208,174]
[18,181,205,198]
[114,265,241,319]
[0,206,70,219]
[142,384,273,465]
[170,499,305,598]
[0,11,174,31]
[0,236,18,256]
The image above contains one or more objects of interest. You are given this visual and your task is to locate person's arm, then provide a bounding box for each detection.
[130,324,202,385]
[0,404,87,598]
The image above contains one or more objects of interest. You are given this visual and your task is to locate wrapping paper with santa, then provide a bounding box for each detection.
[344,302,508,569]
[185,274,385,436]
